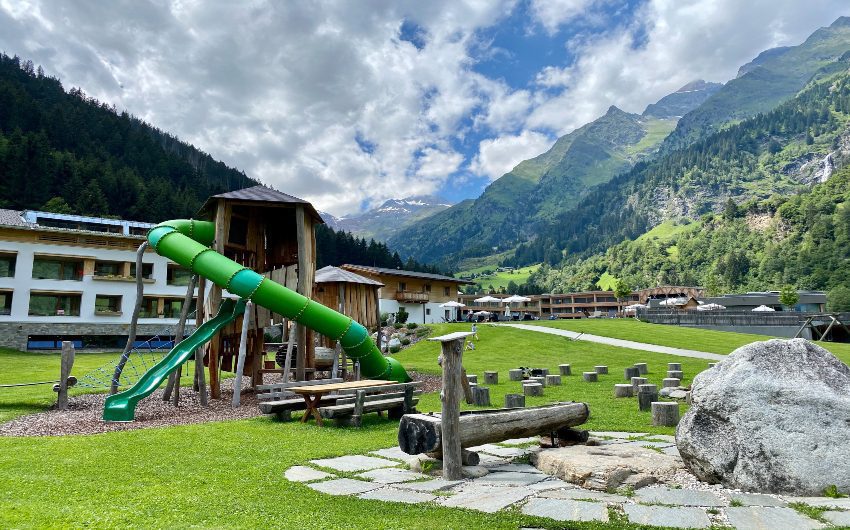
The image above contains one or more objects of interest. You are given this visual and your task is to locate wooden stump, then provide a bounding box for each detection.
[583,372,598,382]
[531,376,547,387]
[523,382,543,396]
[637,384,658,411]
[594,365,608,375]
[472,386,491,406]
[631,376,648,393]
[559,364,571,376]
[624,366,640,380]
[662,378,680,388]
[467,374,478,384]
[667,370,683,380]
[484,371,498,385]
[634,362,648,375]
[652,401,680,426]
[667,363,681,371]
[545,374,561,386]
[505,393,525,408]
[508,369,524,381]
[613,384,633,398]
[55,341,75,411]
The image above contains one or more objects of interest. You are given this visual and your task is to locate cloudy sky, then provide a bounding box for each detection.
[1,1,847,215]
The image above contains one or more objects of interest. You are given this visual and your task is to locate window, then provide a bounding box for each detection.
[95,295,122,314]
[398,282,407,291]
[130,262,154,280]
[28,292,81,316]
[424,284,431,292]
[32,257,83,281]
[425,308,431,315]
[162,297,196,319]
[129,226,149,236]
[94,260,123,277]
[140,297,159,318]
[0,290,12,315]
[0,253,16,277]
[444,286,450,296]
[227,216,249,247]
[167,265,193,286]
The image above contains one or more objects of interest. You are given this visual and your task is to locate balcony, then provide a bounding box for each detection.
[396,290,429,303]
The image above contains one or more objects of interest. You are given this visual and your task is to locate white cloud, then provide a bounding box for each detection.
[530,0,597,35]
[526,0,850,135]
[471,130,554,180]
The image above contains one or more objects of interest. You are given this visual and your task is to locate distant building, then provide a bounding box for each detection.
[704,291,826,312]
[636,286,705,304]
[0,209,195,350]
[457,291,640,319]
[340,264,472,324]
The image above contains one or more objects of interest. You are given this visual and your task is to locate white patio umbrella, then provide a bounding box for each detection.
[752,305,776,312]
[697,303,726,311]
[659,297,686,306]
[502,295,531,317]
[473,295,501,303]
[623,303,646,314]
[440,300,465,320]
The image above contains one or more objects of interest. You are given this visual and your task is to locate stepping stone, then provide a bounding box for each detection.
[527,478,576,491]
[487,463,543,474]
[437,486,535,513]
[369,447,409,461]
[308,478,381,496]
[500,437,539,445]
[396,478,463,492]
[477,453,509,466]
[725,506,824,530]
[728,492,786,507]
[358,487,436,504]
[591,431,647,439]
[644,434,676,443]
[521,498,609,522]
[356,468,431,484]
[539,488,629,503]
[310,455,399,472]
[661,445,681,457]
[473,471,548,487]
[824,510,850,526]
[635,487,726,507]
[624,505,711,528]
[622,440,676,449]
[476,445,537,458]
[284,466,334,482]
[783,496,850,509]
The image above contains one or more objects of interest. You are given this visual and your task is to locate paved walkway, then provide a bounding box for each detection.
[284,432,844,529]
[498,323,726,361]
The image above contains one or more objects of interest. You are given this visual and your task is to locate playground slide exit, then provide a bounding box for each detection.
[103,298,245,422]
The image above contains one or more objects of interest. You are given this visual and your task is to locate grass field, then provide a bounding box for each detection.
[2,322,848,528]
[461,264,541,291]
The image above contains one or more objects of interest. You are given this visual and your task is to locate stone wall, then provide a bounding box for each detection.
[0,322,196,351]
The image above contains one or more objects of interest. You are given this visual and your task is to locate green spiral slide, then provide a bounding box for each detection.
[103,219,409,422]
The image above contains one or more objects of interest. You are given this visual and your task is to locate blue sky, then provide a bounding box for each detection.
[0,1,847,215]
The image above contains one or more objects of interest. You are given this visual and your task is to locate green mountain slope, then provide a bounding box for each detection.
[662,16,850,151]
[0,53,256,221]
[389,81,720,266]
[528,68,850,295]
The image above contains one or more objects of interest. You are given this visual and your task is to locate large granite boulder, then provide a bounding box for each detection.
[677,339,850,495]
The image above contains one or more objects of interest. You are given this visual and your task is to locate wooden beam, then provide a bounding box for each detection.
[295,205,308,382]
[208,199,227,399]
[429,332,471,481]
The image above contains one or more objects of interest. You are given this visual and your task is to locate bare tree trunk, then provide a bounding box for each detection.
[164,275,197,404]
[110,242,148,394]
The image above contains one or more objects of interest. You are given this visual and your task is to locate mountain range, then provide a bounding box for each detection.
[320,195,452,242]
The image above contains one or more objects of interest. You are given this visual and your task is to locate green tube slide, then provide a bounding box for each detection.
[103,218,411,422]
[103,298,246,422]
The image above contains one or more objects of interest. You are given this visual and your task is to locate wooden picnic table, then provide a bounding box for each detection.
[287,380,395,426]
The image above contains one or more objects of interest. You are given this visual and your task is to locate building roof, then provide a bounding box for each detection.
[0,208,151,239]
[315,265,384,286]
[342,264,473,284]
[197,185,323,222]
[0,209,27,228]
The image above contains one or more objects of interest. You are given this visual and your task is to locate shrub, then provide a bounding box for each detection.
[389,345,401,354]
[380,312,389,326]
[406,322,418,329]
[396,307,409,324]
[416,327,429,337]
[393,323,403,329]
[400,338,411,345]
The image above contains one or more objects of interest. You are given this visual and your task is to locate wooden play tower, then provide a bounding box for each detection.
[195,185,323,398]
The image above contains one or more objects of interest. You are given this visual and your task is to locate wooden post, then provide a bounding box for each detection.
[55,341,75,410]
[559,364,571,376]
[545,374,561,386]
[583,372,598,382]
[209,200,227,399]
[164,274,197,404]
[634,363,648,375]
[652,402,680,426]
[594,365,608,375]
[667,363,681,371]
[631,376,648,394]
[638,384,658,411]
[295,205,313,381]
[523,382,543,396]
[472,386,490,406]
[232,301,253,407]
[282,322,295,383]
[111,241,148,394]
[613,384,633,398]
[624,366,640,380]
[428,331,472,481]
[504,393,525,408]
[662,378,681,388]
[508,368,524,381]
[667,370,683,379]
[460,368,474,404]
[484,371,498,385]
[195,275,208,406]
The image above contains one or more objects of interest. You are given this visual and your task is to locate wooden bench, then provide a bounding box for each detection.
[257,378,343,420]
[319,382,423,427]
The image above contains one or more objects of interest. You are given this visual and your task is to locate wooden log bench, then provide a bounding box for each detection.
[319,382,423,427]
[257,378,343,420]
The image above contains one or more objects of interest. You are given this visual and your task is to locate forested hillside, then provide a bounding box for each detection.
[0,53,256,221]
[316,224,445,274]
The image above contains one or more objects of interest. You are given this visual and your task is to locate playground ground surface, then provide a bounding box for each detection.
[1,321,846,528]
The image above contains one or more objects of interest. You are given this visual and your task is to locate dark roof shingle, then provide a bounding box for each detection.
[315,265,384,286]
[198,185,322,222]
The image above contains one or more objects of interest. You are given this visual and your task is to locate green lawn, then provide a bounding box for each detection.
[2,322,847,528]
[462,264,541,291]
[526,318,850,363]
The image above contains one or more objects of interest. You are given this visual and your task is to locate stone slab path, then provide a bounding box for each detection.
[500,323,726,361]
[284,432,845,529]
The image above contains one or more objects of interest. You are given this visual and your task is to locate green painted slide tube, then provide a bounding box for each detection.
[103,298,246,422]
[148,219,411,383]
